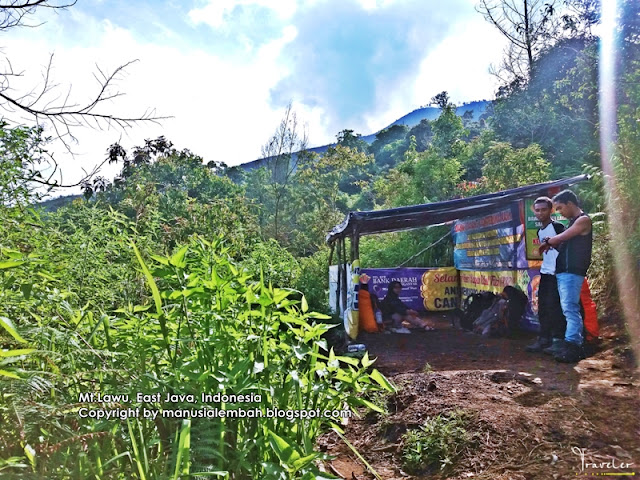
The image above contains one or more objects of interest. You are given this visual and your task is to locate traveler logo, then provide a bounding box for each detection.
[571,446,635,476]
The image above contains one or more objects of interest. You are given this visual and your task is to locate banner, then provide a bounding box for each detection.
[453,206,527,270]
[517,268,541,332]
[360,268,430,312]
[459,270,516,298]
[420,267,460,311]
[523,198,569,260]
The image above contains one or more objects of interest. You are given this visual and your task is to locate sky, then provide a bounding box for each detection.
[4,0,508,190]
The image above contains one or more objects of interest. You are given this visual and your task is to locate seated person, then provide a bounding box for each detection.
[380,281,435,333]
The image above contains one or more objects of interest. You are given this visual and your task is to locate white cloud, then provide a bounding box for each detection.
[361,15,507,134]
[188,0,298,28]
[0,16,309,193]
[356,0,398,11]
[411,17,506,105]
[1,1,510,197]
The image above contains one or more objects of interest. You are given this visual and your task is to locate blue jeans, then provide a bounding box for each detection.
[556,273,584,345]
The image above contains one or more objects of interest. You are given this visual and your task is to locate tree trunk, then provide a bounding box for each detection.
[524,0,534,74]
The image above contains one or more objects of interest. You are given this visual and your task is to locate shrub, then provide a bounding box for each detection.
[402,409,475,474]
[1,237,395,479]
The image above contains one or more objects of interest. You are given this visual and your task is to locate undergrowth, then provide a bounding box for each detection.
[401,409,477,475]
[0,237,395,479]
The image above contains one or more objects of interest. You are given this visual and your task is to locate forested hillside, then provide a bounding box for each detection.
[1,0,639,478]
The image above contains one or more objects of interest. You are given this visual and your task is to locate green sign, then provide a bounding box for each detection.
[524,198,568,260]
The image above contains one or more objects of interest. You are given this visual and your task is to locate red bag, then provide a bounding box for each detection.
[581,279,599,341]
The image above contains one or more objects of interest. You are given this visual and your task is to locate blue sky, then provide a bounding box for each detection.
[4,0,506,187]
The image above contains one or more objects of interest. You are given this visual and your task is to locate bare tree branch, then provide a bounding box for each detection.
[0,1,169,156]
[0,58,170,153]
[477,0,563,86]
[260,102,309,241]
[0,0,76,30]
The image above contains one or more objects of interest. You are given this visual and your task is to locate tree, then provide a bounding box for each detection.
[289,144,372,255]
[477,0,561,85]
[87,137,258,252]
[260,103,309,241]
[489,36,599,175]
[430,91,451,109]
[0,0,165,191]
[336,129,368,153]
[431,102,468,159]
[0,123,49,206]
[481,142,551,190]
[407,119,433,152]
[374,137,465,208]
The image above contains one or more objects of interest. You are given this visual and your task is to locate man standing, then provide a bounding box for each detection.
[540,190,592,363]
[526,197,566,353]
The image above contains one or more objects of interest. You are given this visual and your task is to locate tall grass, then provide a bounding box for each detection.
[1,237,394,479]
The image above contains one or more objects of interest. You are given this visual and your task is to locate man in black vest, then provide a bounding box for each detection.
[539,190,592,363]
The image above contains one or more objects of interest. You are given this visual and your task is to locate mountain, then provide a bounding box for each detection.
[241,100,491,170]
[37,194,83,212]
[37,100,492,209]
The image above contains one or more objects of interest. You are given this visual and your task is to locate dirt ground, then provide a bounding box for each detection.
[318,313,640,480]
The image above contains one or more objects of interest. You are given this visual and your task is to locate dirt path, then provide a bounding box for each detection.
[319,314,640,480]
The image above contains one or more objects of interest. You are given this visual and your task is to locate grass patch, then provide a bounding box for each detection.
[401,409,476,474]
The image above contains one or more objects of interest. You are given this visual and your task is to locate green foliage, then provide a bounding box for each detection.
[242,238,301,288]
[336,129,369,153]
[431,104,468,159]
[0,238,394,479]
[0,123,49,208]
[401,409,476,474]
[361,227,453,269]
[374,138,465,207]
[287,145,373,256]
[369,125,409,168]
[612,56,640,260]
[490,38,599,176]
[407,119,433,152]
[101,145,259,254]
[481,142,551,191]
[295,247,332,313]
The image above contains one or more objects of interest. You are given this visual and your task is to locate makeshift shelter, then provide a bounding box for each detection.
[326,175,589,339]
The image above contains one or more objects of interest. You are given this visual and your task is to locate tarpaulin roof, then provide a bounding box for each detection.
[326,174,589,244]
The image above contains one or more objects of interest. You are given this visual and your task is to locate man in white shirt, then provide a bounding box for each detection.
[525,197,567,353]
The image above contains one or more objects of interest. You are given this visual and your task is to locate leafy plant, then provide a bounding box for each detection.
[1,237,395,479]
[401,409,476,474]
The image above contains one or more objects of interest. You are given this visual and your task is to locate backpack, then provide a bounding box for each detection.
[471,286,527,338]
[502,286,528,334]
[461,292,497,331]
[473,297,509,337]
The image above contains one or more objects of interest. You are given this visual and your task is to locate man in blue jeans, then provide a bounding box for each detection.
[539,190,592,363]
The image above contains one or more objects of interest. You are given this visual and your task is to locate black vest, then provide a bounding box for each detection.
[556,212,592,276]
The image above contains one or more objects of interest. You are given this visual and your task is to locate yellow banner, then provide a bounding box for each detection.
[459,270,516,297]
[420,268,460,311]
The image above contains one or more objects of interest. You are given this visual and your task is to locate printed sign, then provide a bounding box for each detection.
[453,206,528,270]
[517,268,541,332]
[360,268,431,312]
[420,267,460,311]
[459,270,516,298]
[524,198,568,260]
